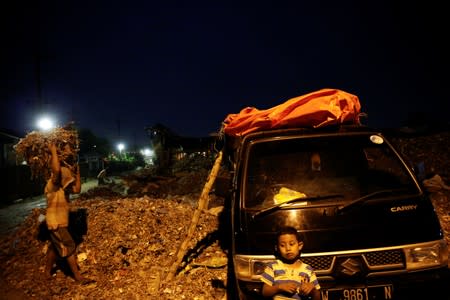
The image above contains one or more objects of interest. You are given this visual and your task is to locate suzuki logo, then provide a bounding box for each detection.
[339,258,362,276]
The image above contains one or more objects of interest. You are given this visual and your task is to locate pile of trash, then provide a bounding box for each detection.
[14,126,80,180]
[79,156,227,208]
[389,130,450,179]
[0,195,228,299]
[0,149,230,299]
[390,130,450,250]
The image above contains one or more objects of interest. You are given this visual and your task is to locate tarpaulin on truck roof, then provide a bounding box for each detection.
[223,88,361,137]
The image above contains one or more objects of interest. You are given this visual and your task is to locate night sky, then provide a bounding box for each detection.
[1,1,448,147]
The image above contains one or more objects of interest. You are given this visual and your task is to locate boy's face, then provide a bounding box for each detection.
[62,144,73,156]
[277,233,303,261]
[62,144,77,163]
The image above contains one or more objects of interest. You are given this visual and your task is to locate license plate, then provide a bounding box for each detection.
[321,284,393,300]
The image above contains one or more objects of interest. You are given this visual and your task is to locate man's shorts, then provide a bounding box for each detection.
[49,227,76,258]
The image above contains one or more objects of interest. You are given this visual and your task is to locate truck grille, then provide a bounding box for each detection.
[364,249,404,268]
[302,255,335,272]
[302,249,404,274]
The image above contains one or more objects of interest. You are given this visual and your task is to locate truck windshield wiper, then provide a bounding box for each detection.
[337,188,404,214]
[251,194,344,219]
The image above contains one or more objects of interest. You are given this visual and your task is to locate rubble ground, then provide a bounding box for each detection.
[1,131,449,299]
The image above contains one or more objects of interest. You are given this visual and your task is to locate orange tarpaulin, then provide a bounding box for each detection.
[223,88,361,137]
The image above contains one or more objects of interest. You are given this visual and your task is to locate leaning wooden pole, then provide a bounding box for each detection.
[165,150,223,282]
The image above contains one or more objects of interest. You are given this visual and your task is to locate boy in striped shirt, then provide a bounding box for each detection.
[261,226,321,300]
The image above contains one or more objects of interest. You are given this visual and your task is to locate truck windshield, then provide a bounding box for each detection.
[243,133,420,210]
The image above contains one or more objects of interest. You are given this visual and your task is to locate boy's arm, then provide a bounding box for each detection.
[72,164,81,194]
[311,288,321,300]
[262,283,280,297]
[262,282,298,297]
[48,143,61,183]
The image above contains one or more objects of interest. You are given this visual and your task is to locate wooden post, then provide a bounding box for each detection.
[165,150,223,282]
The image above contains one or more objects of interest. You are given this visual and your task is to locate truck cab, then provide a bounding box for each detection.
[223,124,448,299]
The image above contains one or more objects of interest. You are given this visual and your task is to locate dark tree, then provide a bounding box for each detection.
[78,128,111,157]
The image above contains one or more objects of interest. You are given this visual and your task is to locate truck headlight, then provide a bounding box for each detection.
[234,255,274,281]
[405,240,448,270]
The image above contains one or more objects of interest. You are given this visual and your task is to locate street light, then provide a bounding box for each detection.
[37,116,55,131]
[140,147,154,166]
[117,143,125,156]
[141,148,153,157]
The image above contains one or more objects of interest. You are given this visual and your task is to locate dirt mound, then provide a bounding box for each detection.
[390,130,450,180]
[0,196,227,299]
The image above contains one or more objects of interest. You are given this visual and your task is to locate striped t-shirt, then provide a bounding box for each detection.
[260,259,320,300]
